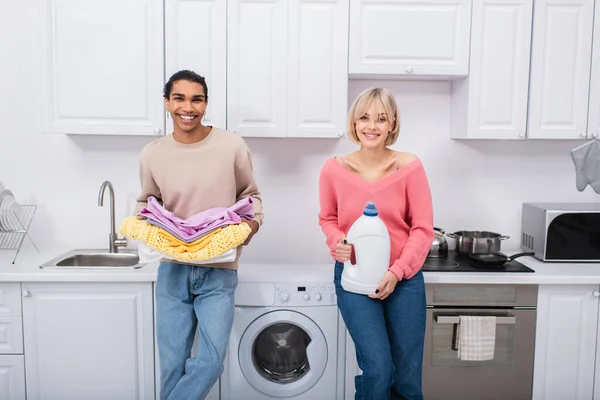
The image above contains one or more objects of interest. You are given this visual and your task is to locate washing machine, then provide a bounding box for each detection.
[221,263,344,400]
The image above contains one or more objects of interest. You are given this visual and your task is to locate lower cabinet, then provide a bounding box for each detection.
[21,282,155,400]
[0,283,25,400]
[0,355,26,400]
[533,284,600,400]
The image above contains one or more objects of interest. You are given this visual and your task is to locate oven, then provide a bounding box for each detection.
[423,284,538,400]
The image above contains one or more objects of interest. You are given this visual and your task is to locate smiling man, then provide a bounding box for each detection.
[134,70,263,400]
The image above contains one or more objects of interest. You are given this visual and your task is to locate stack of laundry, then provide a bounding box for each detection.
[119,196,254,263]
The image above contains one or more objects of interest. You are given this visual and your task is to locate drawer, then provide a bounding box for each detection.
[0,284,21,317]
[0,317,23,354]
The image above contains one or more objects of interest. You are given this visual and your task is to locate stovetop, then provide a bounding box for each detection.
[422,251,535,273]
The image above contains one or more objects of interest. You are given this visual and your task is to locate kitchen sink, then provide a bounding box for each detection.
[40,249,146,269]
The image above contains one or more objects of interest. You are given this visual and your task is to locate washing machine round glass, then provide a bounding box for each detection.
[239,310,328,397]
[253,322,311,383]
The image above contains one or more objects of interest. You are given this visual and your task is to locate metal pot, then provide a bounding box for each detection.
[428,227,448,258]
[446,231,510,255]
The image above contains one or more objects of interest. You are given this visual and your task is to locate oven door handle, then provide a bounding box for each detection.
[434,313,516,325]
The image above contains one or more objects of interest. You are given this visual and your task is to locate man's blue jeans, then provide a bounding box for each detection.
[334,261,426,400]
[155,262,238,400]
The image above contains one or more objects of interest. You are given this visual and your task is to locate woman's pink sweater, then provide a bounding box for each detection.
[318,157,434,280]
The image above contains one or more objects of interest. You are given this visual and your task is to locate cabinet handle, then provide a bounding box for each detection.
[593,290,599,298]
[154,127,161,135]
[581,132,588,138]
[338,131,345,138]
[519,132,526,139]
[405,66,414,73]
[22,290,30,297]
[593,132,599,139]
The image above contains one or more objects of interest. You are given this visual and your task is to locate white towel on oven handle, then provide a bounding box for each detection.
[457,316,497,361]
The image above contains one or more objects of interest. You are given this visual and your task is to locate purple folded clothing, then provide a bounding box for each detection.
[146,219,221,243]
[138,196,255,241]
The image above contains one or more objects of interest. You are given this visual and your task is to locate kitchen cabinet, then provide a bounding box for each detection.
[0,355,26,400]
[451,0,533,139]
[41,0,165,136]
[0,284,25,400]
[527,0,595,140]
[348,0,472,77]
[227,0,349,138]
[585,0,600,140]
[165,0,227,131]
[22,282,155,400]
[343,330,361,399]
[532,285,600,400]
[452,0,600,140]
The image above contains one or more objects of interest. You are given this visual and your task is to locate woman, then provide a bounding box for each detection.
[318,87,434,400]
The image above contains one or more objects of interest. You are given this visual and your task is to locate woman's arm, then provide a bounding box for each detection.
[318,163,344,258]
[389,162,434,280]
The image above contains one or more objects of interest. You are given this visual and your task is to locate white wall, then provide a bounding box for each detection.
[1,2,597,264]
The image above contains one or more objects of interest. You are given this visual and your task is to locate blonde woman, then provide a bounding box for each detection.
[318,88,434,400]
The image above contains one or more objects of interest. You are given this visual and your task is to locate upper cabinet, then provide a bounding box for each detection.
[584,0,600,140]
[41,0,165,136]
[227,0,288,138]
[452,0,600,140]
[165,0,227,132]
[228,0,349,138]
[451,0,533,139]
[348,0,472,77]
[527,0,595,139]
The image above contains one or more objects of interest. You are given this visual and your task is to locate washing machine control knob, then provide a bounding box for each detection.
[280,292,290,302]
[303,293,311,301]
[315,293,322,301]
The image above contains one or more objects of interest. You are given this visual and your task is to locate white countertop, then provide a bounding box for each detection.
[2,245,600,285]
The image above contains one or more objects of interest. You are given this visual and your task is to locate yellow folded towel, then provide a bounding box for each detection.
[119,216,251,262]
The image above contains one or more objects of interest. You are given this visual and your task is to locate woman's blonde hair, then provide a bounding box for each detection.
[347,87,400,146]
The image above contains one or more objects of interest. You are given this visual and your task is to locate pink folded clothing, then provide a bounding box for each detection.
[138,196,255,242]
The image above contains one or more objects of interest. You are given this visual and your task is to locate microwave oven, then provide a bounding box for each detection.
[521,203,600,262]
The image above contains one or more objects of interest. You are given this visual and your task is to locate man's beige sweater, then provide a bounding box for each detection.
[134,127,264,270]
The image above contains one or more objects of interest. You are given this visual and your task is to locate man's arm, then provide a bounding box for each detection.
[235,148,263,239]
[133,155,161,214]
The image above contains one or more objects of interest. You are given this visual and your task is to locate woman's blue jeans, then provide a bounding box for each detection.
[334,261,426,400]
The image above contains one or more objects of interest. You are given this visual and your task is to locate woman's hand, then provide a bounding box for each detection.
[369,271,400,300]
[335,235,353,262]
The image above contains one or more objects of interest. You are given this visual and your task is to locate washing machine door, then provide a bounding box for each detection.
[238,309,328,398]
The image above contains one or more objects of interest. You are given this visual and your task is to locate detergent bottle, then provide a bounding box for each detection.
[342,201,391,295]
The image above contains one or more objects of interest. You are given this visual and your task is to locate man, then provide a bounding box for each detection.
[134,70,263,400]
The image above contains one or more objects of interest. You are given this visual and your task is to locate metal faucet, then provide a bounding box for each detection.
[98,181,128,253]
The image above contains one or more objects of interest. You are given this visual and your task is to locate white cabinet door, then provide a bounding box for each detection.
[586,0,600,140]
[344,330,361,400]
[227,0,288,137]
[451,0,533,139]
[527,0,594,139]
[165,0,227,132]
[287,0,349,138]
[22,282,155,400]
[0,355,26,400]
[42,0,165,136]
[532,285,599,400]
[348,0,472,76]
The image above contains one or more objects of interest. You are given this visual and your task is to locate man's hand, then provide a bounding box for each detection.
[243,220,260,245]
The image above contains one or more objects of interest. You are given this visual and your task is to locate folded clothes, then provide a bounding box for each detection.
[138,197,255,239]
[120,216,251,262]
[146,219,220,243]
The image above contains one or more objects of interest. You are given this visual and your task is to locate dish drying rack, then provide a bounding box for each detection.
[0,205,38,264]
